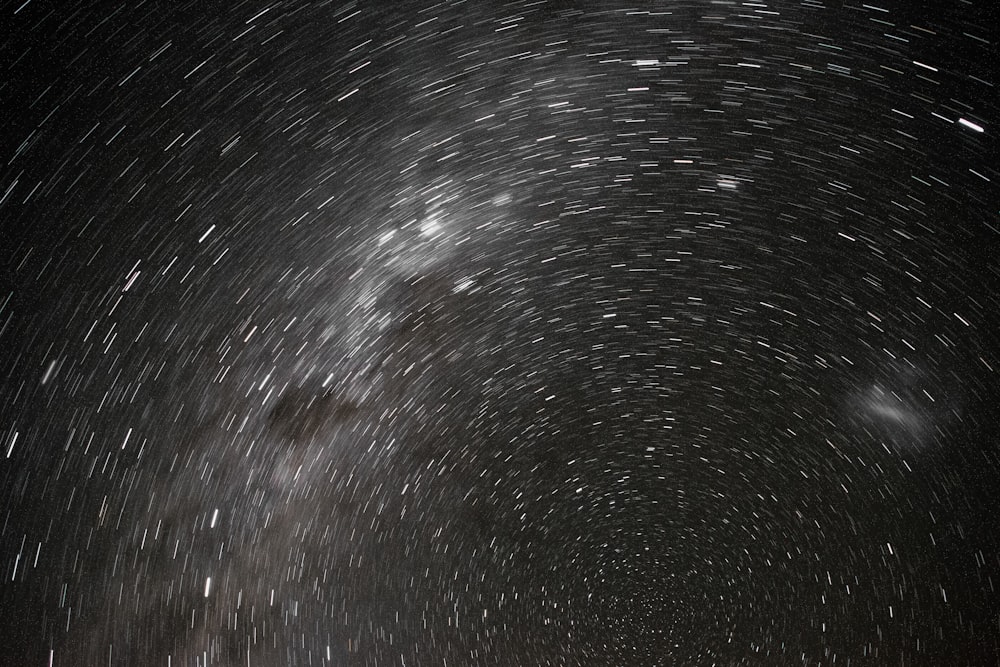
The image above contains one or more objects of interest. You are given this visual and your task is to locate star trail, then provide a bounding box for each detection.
[1,1,998,665]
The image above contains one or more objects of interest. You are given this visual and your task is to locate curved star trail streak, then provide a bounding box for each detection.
[1,1,998,665]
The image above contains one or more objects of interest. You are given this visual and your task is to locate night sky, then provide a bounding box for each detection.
[1,1,999,665]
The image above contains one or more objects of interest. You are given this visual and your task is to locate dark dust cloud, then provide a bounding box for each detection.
[1,1,998,665]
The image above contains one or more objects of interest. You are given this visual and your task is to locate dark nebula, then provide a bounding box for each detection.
[1,1,999,665]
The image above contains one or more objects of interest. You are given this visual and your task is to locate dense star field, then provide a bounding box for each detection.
[1,1,998,665]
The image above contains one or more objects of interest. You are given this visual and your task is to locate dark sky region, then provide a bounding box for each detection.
[1,1,998,665]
